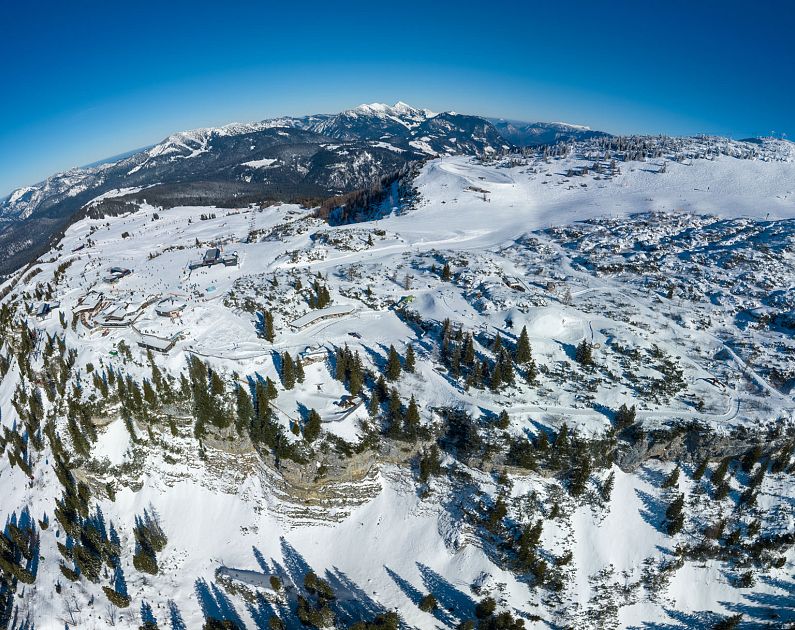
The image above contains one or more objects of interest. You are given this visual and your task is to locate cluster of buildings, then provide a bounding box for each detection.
[69,287,188,354]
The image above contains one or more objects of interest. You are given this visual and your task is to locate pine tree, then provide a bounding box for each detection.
[600,471,615,502]
[662,466,680,489]
[489,361,503,391]
[575,340,593,366]
[348,353,363,396]
[149,352,163,389]
[281,353,296,390]
[515,326,532,364]
[236,385,253,434]
[368,390,380,417]
[712,614,744,630]
[615,403,636,430]
[376,375,387,400]
[419,594,437,613]
[692,458,709,481]
[295,358,305,384]
[250,380,279,447]
[741,445,762,473]
[405,344,416,373]
[554,424,569,450]
[304,409,322,442]
[497,410,510,429]
[386,345,402,381]
[335,347,348,382]
[210,371,224,397]
[449,344,461,378]
[265,376,278,400]
[387,388,402,437]
[418,445,442,482]
[487,497,507,531]
[492,333,503,354]
[463,333,475,365]
[517,520,543,570]
[500,350,515,384]
[263,310,275,343]
[441,263,451,281]
[665,493,685,535]
[712,458,731,487]
[142,380,157,408]
[569,455,591,497]
[472,360,484,389]
[525,357,538,384]
[404,395,420,439]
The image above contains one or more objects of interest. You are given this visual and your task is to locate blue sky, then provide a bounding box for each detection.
[1,0,793,196]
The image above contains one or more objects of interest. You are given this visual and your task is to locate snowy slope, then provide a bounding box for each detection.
[0,145,793,629]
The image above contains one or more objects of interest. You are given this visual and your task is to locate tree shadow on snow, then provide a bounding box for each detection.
[385,565,454,627]
[270,351,285,385]
[634,488,668,533]
[140,601,157,626]
[5,508,41,581]
[246,591,281,630]
[360,344,388,375]
[720,573,795,626]
[661,608,723,628]
[252,546,271,574]
[637,464,668,487]
[280,538,313,587]
[324,566,390,627]
[557,340,578,362]
[296,402,310,423]
[167,600,187,630]
[416,562,476,623]
[194,578,246,628]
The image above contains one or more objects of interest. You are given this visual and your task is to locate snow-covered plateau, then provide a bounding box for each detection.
[1,138,794,629]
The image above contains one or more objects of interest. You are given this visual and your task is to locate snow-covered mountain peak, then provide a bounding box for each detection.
[550,121,592,130]
[350,101,423,117]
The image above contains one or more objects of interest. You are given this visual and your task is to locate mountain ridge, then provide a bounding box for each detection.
[0,102,515,275]
[0,102,791,279]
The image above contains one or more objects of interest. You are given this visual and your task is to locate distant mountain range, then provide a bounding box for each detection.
[0,102,606,275]
[487,119,609,146]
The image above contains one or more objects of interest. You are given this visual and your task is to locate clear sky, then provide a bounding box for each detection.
[1,0,793,196]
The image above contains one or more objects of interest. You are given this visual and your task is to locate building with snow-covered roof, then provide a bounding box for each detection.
[33,303,52,321]
[290,304,356,331]
[104,267,132,283]
[73,292,104,315]
[95,298,148,327]
[299,344,329,366]
[137,332,180,354]
[189,247,238,269]
[155,296,187,318]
